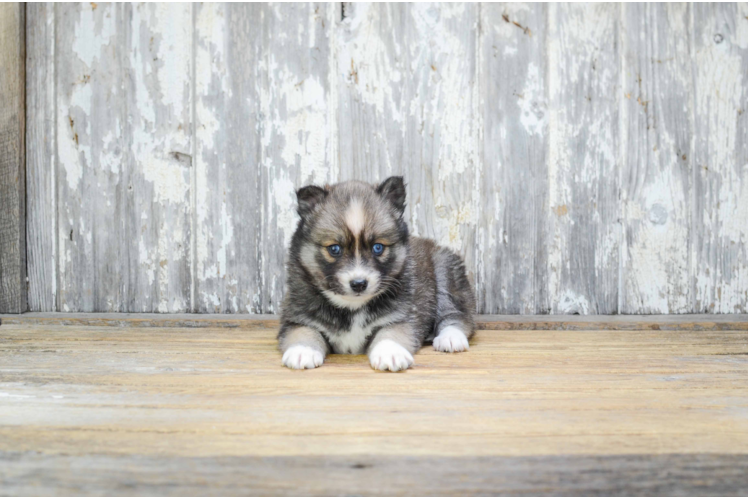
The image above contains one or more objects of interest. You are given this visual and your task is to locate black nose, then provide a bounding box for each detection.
[350,279,368,293]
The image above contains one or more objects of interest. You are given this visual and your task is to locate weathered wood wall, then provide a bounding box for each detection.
[0,3,26,313]
[25,3,748,314]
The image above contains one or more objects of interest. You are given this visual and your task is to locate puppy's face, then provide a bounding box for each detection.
[294,177,408,310]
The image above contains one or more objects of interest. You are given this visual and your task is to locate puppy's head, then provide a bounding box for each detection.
[292,176,409,310]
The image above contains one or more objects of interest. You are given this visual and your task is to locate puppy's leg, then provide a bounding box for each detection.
[367,323,418,372]
[279,325,328,370]
[432,247,476,353]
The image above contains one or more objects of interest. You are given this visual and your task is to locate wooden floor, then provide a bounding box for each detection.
[1,316,748,495]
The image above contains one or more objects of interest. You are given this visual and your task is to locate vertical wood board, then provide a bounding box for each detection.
[0,3,27,313]
[546,3,621,314]
[194,3,261,313]
[125,3,193,312]
[26,3,56,312]
[692,3,748,313]
[479,3,548,314]
[620,3,693,314]
[55,3,127,311]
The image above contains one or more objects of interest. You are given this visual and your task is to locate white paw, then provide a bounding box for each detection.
[282,345,325,370]
[433,326,470,353]
[369,340,414,372]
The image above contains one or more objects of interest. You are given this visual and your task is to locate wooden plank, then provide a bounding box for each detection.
[620,4,693,314]
[55,3,127,312]
[194,3,336,313]
[2,452,747,496]
[0,3,26,314]
[336,3,406,183]
[25,3,56,312]
[54,4,193,313]
[478,3,547,314]
[692,3,748,313]
[0,312,280,329]
[546,4,620,314]
[124,4,193,312]
[337,4,480,291]
[3,312,748,331]
[193,3,262,314]
[0,324,748,494]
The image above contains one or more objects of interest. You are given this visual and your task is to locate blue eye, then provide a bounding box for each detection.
[327,244,342,257]
[372,243,385,256]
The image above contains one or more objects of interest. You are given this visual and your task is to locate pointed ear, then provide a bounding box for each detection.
[376,176,406,215]
[296,185,328,218]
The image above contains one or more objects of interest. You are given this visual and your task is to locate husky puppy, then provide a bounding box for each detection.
[278,176,476,371]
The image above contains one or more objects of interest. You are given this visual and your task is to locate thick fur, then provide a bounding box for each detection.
[278,177,476,371]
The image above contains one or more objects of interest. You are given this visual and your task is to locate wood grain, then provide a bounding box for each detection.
[193,3,260,313]
[692,3,748,313]
[2,452,748,496]
[621,3,693,314]
[479,3,547,314]
[125,3,193,312]
[25,3,56,312]
[546,4,620,314]
[0,2,26,314]
[3,312,748,331]
[1,322,748,494]
[55,3,127,312]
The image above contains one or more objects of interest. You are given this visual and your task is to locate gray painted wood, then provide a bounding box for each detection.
[23,3,748,314]
[692,3,748,313]
[621,3,693,314]
[479,3,548,314]
[55,3,127,312]
[546,4,621,314]
[0,3,26,314]
[193,3,262,313]
[25,3,56,312]
[125,4,193,312]
[52,4,194,313]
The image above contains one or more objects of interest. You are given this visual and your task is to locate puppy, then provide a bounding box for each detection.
[278,176,476,371]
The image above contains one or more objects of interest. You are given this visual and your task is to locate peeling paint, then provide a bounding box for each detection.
[32,3,748,314]
[71,3,112,68]
[693,3,748,313]
[272,175,300,249]
[338,4,403,124]
[519,63,547,136]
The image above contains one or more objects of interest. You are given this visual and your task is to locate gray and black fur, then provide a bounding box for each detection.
[278,176,476,371]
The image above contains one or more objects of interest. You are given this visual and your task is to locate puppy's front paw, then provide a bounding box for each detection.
[369,340,414,372]
[282,345,325,370]
[433,326,470,353]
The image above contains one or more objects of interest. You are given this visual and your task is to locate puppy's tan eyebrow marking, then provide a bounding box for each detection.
[345,198,366,259]
[345,199,365,235]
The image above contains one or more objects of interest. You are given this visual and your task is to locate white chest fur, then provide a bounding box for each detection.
[328,313,371,354]
[320,311,406,354]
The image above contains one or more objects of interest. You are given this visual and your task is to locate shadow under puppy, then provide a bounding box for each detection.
[278,176,476,371]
